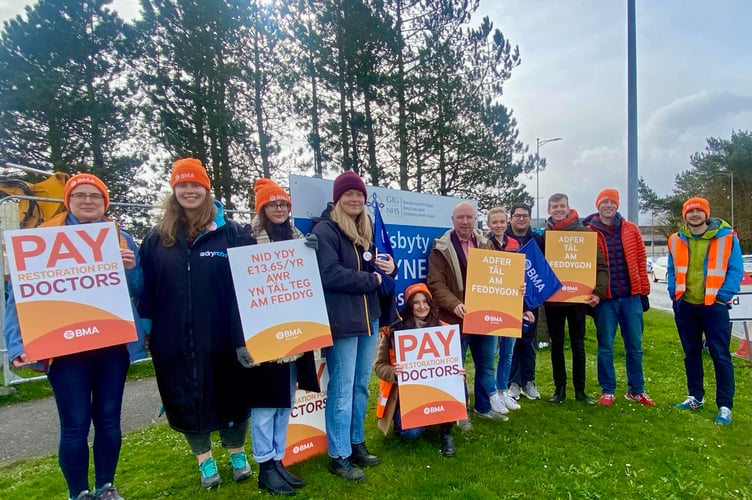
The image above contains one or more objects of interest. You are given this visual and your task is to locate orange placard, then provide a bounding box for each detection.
[463,247,525,336]
[545,231,597,303]
[283,357,328,466]
[394,325,466,429]
[4,223,137,361]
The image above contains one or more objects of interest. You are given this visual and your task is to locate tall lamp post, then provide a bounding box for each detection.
[536,137,563,227]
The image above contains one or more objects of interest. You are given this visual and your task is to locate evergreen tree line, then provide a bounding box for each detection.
[0,0,539,214]
[639,130,752,254]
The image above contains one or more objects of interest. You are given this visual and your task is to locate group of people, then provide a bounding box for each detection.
[3,166,743,499]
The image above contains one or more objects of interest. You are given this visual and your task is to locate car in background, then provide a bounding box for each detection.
[651,256,669,283]
[743,255,752,274]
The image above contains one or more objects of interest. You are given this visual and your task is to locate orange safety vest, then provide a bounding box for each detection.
[668,232,733,305]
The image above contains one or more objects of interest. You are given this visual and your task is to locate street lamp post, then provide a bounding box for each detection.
[536,137,563,227]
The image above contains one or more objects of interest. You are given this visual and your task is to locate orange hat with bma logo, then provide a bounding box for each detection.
[682,197,710,218]
[64,173,110,210]
[170,158,211,191]
[404,282,432,304]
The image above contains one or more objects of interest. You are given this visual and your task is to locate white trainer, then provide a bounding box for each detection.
[489,392,510,414]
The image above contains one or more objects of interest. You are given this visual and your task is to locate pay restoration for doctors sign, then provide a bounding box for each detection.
[4,222,137,360]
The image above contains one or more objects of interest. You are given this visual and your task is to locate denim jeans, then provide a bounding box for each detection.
[509,307,539,386]
[393,404,425,439]
[324,323,379,458]
[46,345,129,497]
[251,363,297,463]
[461,333,497,413]
[544,304,587,391]
[496,336,517,393]
[594,295,645,394]
[182,420,249,455]
[674,300,735,409]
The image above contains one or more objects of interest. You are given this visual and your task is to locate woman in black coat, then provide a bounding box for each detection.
[139,158,260,489]
[248,178,320,496]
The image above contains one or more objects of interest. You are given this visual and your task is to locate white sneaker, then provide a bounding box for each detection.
[508,382,521,400]
[502,393,521,410]
[522,381,541,400]
[489,392,510,414]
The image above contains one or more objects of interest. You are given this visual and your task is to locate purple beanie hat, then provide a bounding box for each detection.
[333,171,367,203]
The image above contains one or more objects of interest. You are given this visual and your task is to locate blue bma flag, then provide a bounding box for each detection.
[520,239,562,309]
[372,193,394,258]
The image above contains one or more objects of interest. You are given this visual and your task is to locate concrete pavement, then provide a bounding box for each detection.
[0,376,163,465]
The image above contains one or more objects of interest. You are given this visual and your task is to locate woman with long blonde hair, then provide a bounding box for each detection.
[311,171,396,481]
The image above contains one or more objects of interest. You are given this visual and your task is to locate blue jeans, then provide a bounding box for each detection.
[594,295,645,394]
[510,308,539,386]
[496,336,517,393]
[324,323,379,458]
[46,345,129,497]
[251,363,297,463]
[393,404,425,439]
[461,333,497,413]
[674,301,735,409]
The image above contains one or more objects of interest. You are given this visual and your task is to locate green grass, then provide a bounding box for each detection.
[1,309,750,499]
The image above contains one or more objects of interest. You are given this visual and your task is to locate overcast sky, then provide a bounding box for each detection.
[1,1,750,221]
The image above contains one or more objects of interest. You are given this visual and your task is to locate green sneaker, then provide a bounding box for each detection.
[714,406,732,425]
[230,451,252,482]
[199,457,221,489]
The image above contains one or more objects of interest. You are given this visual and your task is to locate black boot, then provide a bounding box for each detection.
[439,424,456,457]
[258,460,295,496]
[350,442,380,466]
[548,386,566,404]
[274,460,305,488]
[328,456,365,481]
[575,390,596,405]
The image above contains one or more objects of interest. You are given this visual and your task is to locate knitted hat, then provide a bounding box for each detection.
[682,197,710,218]
[595,188,620,209]
[333,171,367,203]
[254,178,291,214]
[64,173,110,210]
[404,282,432,304]
[170,158,211,191]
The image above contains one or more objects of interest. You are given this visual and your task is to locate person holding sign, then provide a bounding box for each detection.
[504,203,546,402]
[3,173,142,500]
[667,197,743,425]
[138,159,257,489]
[311,171,396,481]
[375,283,459,457]
[583,189,655,407]
[486,207,536,413]
[248,178,321,495]
[427,201,502,426]
[543,193,607,405]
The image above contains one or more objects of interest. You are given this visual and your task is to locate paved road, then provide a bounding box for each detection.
[649,279,747,339]
[0,376,163,465]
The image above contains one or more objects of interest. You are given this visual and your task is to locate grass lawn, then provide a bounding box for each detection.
[1,309,750,499]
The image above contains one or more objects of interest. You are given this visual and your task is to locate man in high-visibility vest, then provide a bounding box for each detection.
[667,197,743,425]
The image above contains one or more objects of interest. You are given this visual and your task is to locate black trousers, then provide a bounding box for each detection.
[544,304,587,392]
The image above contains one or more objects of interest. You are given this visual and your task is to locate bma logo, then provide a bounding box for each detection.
[275,328,302,340]
[174,172,195,181]
[292,442,314,454]
[63,326,101,340]
[484,314,503,323]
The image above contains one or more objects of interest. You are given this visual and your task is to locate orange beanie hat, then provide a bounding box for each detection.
[682,197,710,218]
[254,178,291,214]
[170,158,211,191]
[404,282,432,304]
[595,188,620,209]
[64,173,110,210]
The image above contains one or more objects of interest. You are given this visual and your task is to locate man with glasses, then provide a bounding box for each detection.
[503,203,545,401]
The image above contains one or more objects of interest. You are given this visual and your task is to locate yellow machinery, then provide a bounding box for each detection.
[0,160,68,228]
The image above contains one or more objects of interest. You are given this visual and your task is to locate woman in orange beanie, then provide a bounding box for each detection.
[138,158,259,489]
[4,173,142,500]
[374,283,461,457]
[249,178,320,495]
